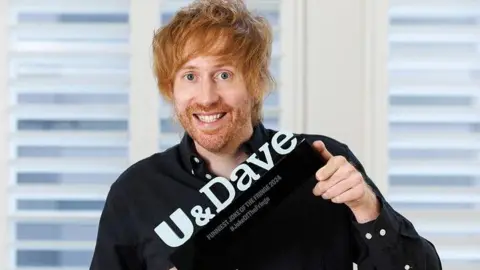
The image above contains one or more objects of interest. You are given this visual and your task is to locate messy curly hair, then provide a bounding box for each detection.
[152,0,276,125]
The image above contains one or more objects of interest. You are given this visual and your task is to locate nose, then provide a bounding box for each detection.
[196,77,219,106]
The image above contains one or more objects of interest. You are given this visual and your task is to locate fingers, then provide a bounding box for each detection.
[331,182,365,204]
[313,157,352,196]
[312,140,367,206]
[312,140,333,161]
[315,155,349,181]
[321,171,363,200]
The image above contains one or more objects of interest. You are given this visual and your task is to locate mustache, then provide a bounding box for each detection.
[186,101,232,114]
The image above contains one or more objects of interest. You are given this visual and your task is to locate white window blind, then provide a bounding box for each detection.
[3,0,296,269]
[157,0,284,152]
[7,0,130,269]
[388,0,480,269]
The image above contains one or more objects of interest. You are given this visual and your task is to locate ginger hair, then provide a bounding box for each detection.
[152,0,276,125]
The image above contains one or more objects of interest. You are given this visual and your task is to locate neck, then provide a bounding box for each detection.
[194,126,253,178]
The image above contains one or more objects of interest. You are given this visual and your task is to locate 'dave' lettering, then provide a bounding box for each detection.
[154,130,298,247]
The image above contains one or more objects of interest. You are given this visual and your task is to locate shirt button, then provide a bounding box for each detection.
[191,169,195,175]
[404,265,411,270]
[206,174,212,179]
[193,157,200,163]
[365,233,372,240]
[379,229,386,236]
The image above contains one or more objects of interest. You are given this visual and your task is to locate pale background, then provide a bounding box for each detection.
[0,0,478,270]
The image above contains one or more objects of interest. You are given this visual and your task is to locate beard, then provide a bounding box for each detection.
[175,99,253,153]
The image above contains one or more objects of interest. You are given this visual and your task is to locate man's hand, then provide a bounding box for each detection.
[312,141,380,223]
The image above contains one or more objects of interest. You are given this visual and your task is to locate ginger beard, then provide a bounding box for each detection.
[174,98,253,153]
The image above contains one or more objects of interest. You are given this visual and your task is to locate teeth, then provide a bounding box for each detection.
[197,114,223,123]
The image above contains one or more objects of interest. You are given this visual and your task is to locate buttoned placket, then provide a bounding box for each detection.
[190,155,217,181]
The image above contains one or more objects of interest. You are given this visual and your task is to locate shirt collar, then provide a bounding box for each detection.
[179,122,270,178]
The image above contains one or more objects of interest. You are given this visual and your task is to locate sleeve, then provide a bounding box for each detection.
[89,185,144,270]
[343,144,443,270]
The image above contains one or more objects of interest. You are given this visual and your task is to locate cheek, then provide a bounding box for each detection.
[221,86,251,108]
[172,94,189,114]
[172,83,192,110]
[220,93,247,110]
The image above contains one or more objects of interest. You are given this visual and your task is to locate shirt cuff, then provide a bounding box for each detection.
[351,196,401,250]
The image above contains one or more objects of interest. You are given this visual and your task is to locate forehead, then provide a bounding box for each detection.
[177,30,240,69]
[180,56,234,70]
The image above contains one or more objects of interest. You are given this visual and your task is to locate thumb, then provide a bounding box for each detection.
[312,140,333,160]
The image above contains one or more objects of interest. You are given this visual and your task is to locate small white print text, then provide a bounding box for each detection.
[205,174,282,240]
[154,130,297,248]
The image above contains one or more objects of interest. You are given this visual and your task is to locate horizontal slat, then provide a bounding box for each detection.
[437,246,480,261]
[389,187,480,203]
[390,106,480,123]
[10,23,128,40]
[390,160,480,176]
[390,85,480,97]
[10,0,129,13]
[12,66,128,77]
[414,221,480,234]
[389,58,480,71]
[10,77,129,92]
[10,41,129,54]
[10,131,128,147]
[10,55,128,67]
[389,135,480,150]
[11,85,128,95]
[10,211,100,222]
[13,241,94,250]
[11,105,128,120]
[397,209,480,225]
[11,158,127,173]
[427,235,480,251]
[390,0,480,18]
[9,185,109,200]
[390,26,480,44]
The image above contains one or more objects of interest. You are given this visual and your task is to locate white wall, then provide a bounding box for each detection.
[303,0,389,193]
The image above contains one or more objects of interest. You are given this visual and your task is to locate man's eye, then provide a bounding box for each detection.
[217,71,231,80]
[184,73,195,81]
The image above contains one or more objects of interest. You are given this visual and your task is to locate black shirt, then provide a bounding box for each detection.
[89,123,443,270]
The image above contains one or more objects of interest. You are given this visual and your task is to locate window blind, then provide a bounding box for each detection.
[5,0,288,269]
[158,0,282,152]
[388,0,480,269]
[7,0,130,269]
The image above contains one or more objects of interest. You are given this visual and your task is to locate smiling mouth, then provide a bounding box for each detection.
[194,113,227,123]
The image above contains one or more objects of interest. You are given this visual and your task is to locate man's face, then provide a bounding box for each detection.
[172,55,254,153]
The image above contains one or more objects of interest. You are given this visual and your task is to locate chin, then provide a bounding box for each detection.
[190,128,231,153]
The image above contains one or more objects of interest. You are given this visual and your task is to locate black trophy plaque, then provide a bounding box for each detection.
[169,136,326,270]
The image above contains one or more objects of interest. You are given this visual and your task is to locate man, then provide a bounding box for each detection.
[90,0,442,269]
